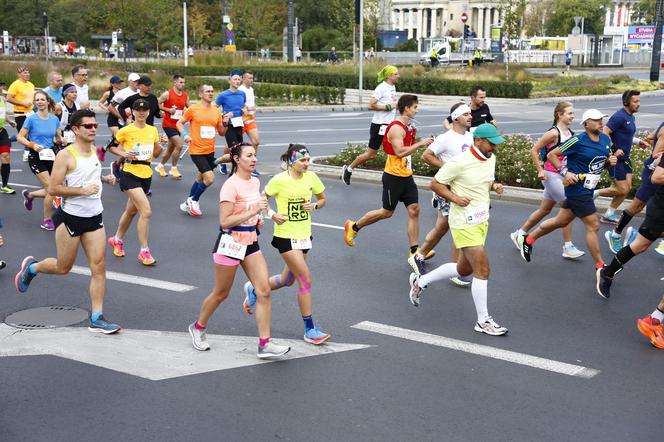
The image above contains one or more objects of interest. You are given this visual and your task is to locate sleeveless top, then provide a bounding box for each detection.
[543,125,573,173]
[62,145,103,217]
[382,120,416,177]
[163,88,188,129]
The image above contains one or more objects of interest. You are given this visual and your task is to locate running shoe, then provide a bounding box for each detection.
[22,151,29,162]
[431,192,438,209]
[251,169,261,177]
[341,165,352,185]
[636,315,664,349]
[188,322,210,351]
[304,327,331,345]
[595,267,613,299]
[519,235,532,262]
[40,218,55,231]
[243,281,257,315]
[138,249,156,266]
[22,189,33,211]
[600,213,619,224]
[219,163,228,175]
[155,163,167,177]
[88,315,121,334]
[257,340,290,359]
[407,254,426,276]
[474,316,508,336]
[562,244,585,259]
[96,145,106,162]
[0,185,15,194]
[509,230,522,250]
[605,230,622,254]
[169,166,182,179]
[0,260,6,270]
[15,256,38,293]
[623,226,638,248]
[107,236,125,257]
[344,220,357,247]
[408,272,423,307]
[655,240,664,256]
[450,276,471,287]
[190,199,203,217]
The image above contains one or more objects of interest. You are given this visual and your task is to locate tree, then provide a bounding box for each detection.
[499,0,527,41]
[523,0,554,36]
[631,0,656,25]
[544,0,611,37]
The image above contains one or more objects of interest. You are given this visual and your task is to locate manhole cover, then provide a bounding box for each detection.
[5,306,89,329]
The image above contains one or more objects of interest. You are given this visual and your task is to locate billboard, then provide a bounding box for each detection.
[627,25,664,44]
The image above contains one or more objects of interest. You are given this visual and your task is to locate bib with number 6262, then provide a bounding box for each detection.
[465,202,490,225]
[290,238,312,250]
[216,234,247,260]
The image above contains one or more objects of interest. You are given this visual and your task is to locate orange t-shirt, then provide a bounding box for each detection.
[182,103,222,155]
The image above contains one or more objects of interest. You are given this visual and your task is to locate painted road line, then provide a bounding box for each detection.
[328,112,364,117]
[70,265,196,293]
[312,222,344,230]
[260,140,365,148]
[352,321,600,379]
[8,182,41,189]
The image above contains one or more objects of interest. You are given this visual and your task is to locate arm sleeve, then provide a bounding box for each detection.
[117,96,132,118]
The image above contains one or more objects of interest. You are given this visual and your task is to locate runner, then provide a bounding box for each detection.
[106,99,163,265]
[107,73,140,135]
[188,142,290,359]
[408,103,473,282]
[0,88,17,194]
[520,109,618,271]
[509,101,585,260]
[156,74,189,179]
[0,219,5,270]
[238,71,261,175]
[341,65,398,185]
[215,70,246,175]
[177,84,225,217]
[70,65,90,109]
[117,76,161,127]
[344,94,433,253]
[605,121,664,254]
[443,85,497,130]
[43,71,63,103]
[17,90,62,230]
[408,123,508,336]
[599,90,650,224]
[54,84,78,146]
[97,75,123,125]
[243,144,331,345]
[14,109,121,334]
[6,66,35,162]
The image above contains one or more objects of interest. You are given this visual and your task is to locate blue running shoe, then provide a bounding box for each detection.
[304,326,331,345]
[88,315,121,334]
[15,256,38,293]
[623,226,638,248]
[219,163,228,175]
[605,230,622,254]
[600,213,619,224]
[243,281,257,315]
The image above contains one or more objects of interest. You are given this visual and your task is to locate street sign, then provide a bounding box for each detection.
[461,12,468,23]
[111,31,118,47]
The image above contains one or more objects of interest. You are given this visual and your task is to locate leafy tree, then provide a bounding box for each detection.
[499,0,527,41]
[544,0,610,36]
[631,0,656,25]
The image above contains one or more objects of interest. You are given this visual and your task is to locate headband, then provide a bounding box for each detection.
[450,104,471,121]
[289,146,310,164]
[230,69,242,78]
[63,84,77,96]
[376,65,398,83]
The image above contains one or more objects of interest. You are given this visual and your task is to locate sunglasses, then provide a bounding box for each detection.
[77,123,98,129]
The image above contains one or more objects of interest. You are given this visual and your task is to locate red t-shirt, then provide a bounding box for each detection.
[162,88,189,129]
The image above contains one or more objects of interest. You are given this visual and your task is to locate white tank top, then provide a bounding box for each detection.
[62,146,103,217]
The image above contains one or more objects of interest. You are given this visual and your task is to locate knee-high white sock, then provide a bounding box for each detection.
[471,278,489,323]
[418,263,459,288]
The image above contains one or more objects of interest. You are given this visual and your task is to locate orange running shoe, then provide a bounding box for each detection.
[107,236,125,257]
[344,220,357,247]
[138,248,156,266]
[637,315,664,349]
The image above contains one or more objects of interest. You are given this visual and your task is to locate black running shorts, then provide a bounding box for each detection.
[382,172,418,211]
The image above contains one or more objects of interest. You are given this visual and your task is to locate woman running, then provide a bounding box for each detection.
[98,76,123,137]
[188,142,290,359]
[243,144,331,345]
[510,101,585,259]
[18,90,62,230]
[55,84,78,146]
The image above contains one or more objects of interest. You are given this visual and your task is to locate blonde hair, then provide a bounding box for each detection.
[553,101,573,126]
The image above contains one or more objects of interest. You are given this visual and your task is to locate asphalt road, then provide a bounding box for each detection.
[1,101,663,440]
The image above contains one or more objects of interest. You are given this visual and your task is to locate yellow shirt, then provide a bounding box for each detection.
[7,79,35,115]
[115,124,159,179]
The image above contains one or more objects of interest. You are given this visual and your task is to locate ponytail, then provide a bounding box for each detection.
[228,142,253,176]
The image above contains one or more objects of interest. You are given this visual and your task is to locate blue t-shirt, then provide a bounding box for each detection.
[215,89,246,118]
[559,132,612,197]
[606,108,636,156]
[23,113,60,149]
[44,86,63,103]
[565,50,572,63]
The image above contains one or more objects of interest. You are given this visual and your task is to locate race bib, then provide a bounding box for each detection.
[405,155,412,171]
[465,203,490,225]
[231,116,244,128]
[64,130,75,144]
[291,238,312,250]
[200,125,215,139]
[378,125,387,136]
[216,234,247,260]
[172,109,183,120]
[38,149,56,161]
[132,143,153,161]
[83,180,102,199]
[583,173,601,190]
[0,107,6,120]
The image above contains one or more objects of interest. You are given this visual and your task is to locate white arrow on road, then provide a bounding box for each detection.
[0,324,371,381]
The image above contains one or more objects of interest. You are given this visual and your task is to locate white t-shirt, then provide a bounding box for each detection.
[74,83,89,108]
[238,84,256,110]
[428,129,473,163]
[111,86,137,105]
[371,81,397,125]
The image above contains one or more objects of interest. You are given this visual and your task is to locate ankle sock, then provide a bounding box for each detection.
[352,223,360,232]
[409,245,418,254]
[28,263,37,275]
[91,311,103,322]
[525,235,536,245]
[652,308,664,322]
[195,320,206,330]
[1,163,9,187]
[259,337,270,347]
[303,315,314,332]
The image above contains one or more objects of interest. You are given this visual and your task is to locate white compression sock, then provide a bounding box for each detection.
[418,263,459,288]
[471,278,489,323]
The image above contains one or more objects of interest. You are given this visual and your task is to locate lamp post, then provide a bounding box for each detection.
[183,2,188,67]
[651,0,664,81]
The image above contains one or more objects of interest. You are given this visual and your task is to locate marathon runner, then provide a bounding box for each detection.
[408,123,508,336]
[238,71,261,174]
[14,109,121,334]
[156,74,189,179]
[0,86,17,194]
[344,94,433,255]
[188,142,290,359]
[55,84,78,146]
[43,71,63,103]
[70,65,91,109]
[341,65,398,185]
[96,75,124,143]
[215,70,247,175]
[101,73,140,162]
[6,66,35,162]
[117,76,162,127]
[243,144,331,345]
[443,85,497,130]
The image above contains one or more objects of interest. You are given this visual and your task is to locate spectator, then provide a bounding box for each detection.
[430,46,439,68]
[473,47,483,66]
[328,46,338,63]
[296,47,302,62]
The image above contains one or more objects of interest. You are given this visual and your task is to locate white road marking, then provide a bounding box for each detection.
[312,222,344,230]
[352,321,600,379]
[8,182,41,189]
[0,324,371,380]
[70,265,197,293]
[328,112,363,117]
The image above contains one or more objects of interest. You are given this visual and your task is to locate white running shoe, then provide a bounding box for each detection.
[179,200,191,215]
[474,316,508,336]
[408,272,423,307]
[189,198,202,217]
[562,244,585,259]
[450,276,471,287]
[188,322,210,351]
[257,340,290,359]
[509,231,522,250]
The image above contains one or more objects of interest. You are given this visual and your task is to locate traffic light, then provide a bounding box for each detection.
[463,25,469,39]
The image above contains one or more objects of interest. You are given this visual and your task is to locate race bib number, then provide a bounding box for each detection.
[132,143,153,161]
[200,125,215,139]
[231,116,244,128]
[405,155,412,171]
[0,107,6,120]
[287,201,309,222]
[83,180,102,199]
[64,130,75,144]
[583,173,601,190]
[38,149,56,161]
[216,234,247,260]
[172,109,183,120]
[465,203,490,225]
[24,111,35,117]
[378,125,387,136]
[291,238,312,250]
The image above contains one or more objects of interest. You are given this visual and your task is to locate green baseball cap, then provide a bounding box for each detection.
[473,123,505,144]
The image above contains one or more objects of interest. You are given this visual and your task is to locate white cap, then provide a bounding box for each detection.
[128,73,141,82]
[581,109,607,123]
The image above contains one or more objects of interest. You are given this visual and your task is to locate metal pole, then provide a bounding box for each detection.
[287,0,294,62]
[359,0,364,105]
[183,2,189,67]
[651,0,664,81]
[43,12,48,60]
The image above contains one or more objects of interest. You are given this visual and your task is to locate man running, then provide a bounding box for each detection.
[71,65,90,110]
[520,109,617,271]
[107,73,141,130]
[6,66,35,162]
[238,71,260,152]
[118,76,161,127]
[341,65,398,185]
[156,74,189,179]
[14,109,121,333]
[408,123,508,336]
[215,70,246,175]
[344,94,433,254]
[444,85,497,131]
[43,71,63,103]
[177,84,225,217]
[0,89,17,194]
